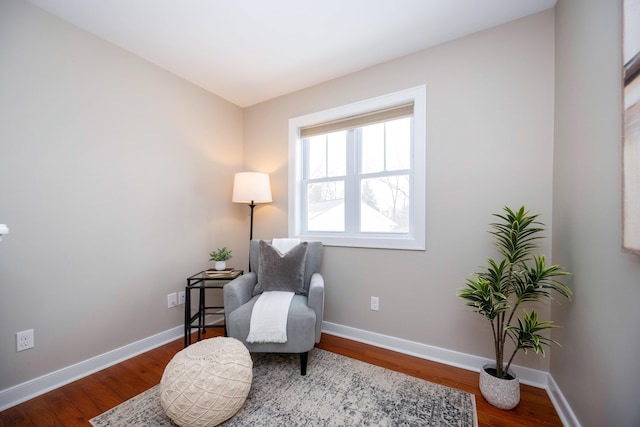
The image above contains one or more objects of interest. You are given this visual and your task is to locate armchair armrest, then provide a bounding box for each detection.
[307,272,325,343]
[223,272,257,319]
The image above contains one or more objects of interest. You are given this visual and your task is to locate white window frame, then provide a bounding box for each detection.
[288,85,426,250]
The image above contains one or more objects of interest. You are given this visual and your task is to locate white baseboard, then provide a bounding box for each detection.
[547,373,582,427]
[0,326,183,412]
[321,321,549,387]
[321,321,581,427]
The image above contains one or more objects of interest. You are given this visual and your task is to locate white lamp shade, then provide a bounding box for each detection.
[232,172,272,203]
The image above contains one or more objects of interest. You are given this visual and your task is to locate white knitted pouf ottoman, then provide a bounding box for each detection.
[160,337,253,427]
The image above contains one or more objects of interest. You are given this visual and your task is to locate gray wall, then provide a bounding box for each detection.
[0,0,244,390]
[553,0,640,426]
[243,10,557,372]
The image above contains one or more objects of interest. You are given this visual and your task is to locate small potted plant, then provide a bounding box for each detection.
[457,206,572,409]
[209,247,232,271]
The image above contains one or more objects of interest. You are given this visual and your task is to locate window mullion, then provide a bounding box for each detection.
[344,129,359,233]
[301,138,309,233]
[383,123,388,171]
[324,135,329,177]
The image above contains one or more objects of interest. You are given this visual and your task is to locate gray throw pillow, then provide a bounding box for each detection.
[254,240,308,296]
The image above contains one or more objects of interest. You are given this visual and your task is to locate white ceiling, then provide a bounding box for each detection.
[26,0,557,107]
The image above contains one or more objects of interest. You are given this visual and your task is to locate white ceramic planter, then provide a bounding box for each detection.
[214,261,226,271]
[479,363,520,410]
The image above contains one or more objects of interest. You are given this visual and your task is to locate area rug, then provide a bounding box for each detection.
[90,348,477,427]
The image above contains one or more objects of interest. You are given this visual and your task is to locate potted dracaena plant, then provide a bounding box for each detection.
[209,247,233,271]
[457,206,572,410]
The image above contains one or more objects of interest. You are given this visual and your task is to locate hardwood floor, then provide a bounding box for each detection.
[0,330,562,426]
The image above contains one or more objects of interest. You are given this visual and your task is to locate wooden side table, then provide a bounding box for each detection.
[184,269,243,347]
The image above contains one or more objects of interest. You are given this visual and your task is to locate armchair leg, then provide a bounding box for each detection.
[300,352,308,376]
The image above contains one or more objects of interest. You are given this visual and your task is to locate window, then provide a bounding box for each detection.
[623,0,640,254]
[289,86,426,250]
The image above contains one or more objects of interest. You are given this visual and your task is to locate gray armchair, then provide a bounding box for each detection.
[223,240,324,375]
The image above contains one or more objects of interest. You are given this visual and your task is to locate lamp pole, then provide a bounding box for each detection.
[249,201,256,241]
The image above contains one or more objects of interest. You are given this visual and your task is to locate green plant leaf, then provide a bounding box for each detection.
[457,276,508,320]
[209,246,233,261]
[506,310,559,355]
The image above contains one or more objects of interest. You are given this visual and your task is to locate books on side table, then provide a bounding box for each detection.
[204,268,241,279]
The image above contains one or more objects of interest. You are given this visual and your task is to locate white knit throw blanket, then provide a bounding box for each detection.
[246,238,300,343]
[246,291,295,343]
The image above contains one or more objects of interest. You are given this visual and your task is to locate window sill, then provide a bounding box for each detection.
[294,233,425,251]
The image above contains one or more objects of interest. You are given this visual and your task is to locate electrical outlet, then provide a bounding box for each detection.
[178,291,186,305]
[370,296,379,311]
[167,293,178,308]
[17,329,34,352]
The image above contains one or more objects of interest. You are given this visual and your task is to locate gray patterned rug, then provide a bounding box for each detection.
[90,348,477,427]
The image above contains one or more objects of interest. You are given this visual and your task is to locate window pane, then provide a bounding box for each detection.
[385,117,411,171]
[306,181,345,232]
[327,131,346,176]
[361,123,385,173]
[361,118,411,173]
[306,131,346,179]
[361,175,409,233]
[307,135,326,179]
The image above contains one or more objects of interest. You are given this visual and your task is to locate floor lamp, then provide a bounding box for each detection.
[232,172,272,270]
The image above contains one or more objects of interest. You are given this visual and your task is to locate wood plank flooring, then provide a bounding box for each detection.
[0,330,562,426]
